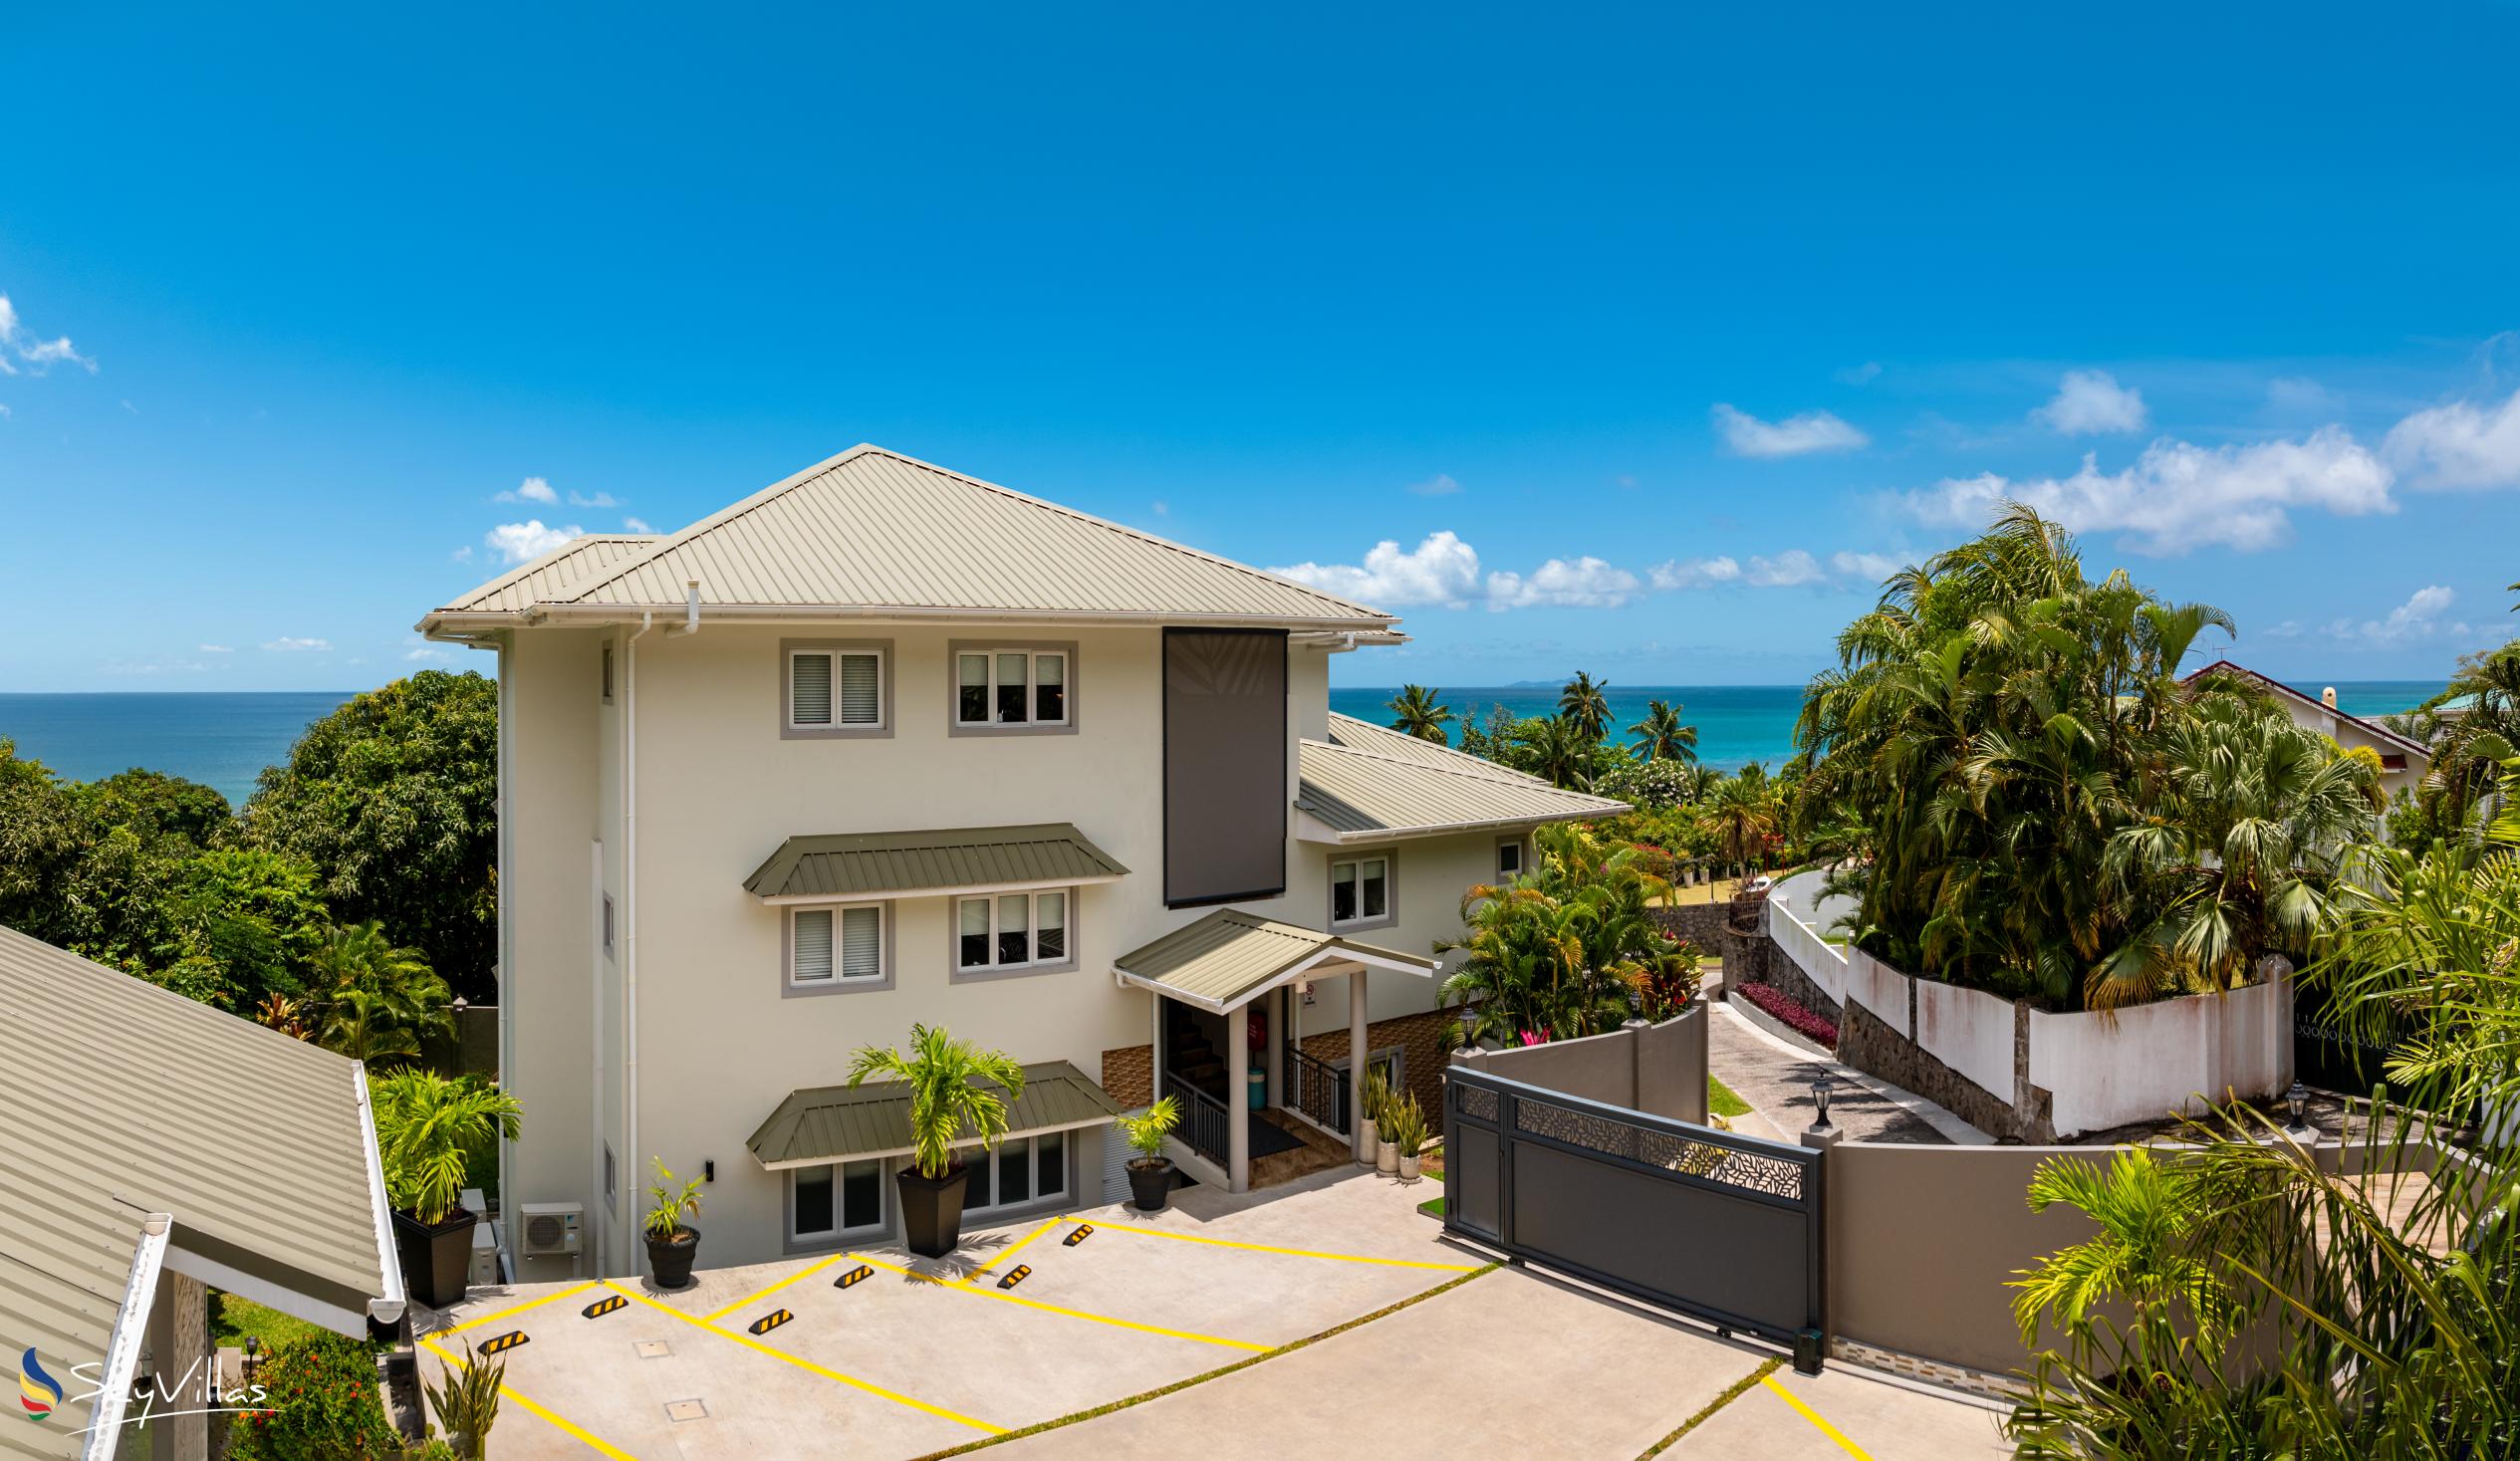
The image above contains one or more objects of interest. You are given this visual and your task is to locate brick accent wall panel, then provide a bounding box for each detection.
[1101,1044,1152,1109]
[1295,1007,1460,1119]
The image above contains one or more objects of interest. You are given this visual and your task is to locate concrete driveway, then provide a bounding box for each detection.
[423,1167,1479,1459]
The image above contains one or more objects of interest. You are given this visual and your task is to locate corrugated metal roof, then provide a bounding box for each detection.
[1297,713,1630,840]
[746,1061,1126,1168]
[0,924,396,1418]
[1,1183,144,1458]
[1114,908,1431,1012]
[437,533,659,613]
[741,824,1131,901]
[432,445,1395,629]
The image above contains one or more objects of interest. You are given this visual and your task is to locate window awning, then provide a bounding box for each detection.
[746,1061,1128,1170]
[1114,908,1434,1015]
[743,824,1130,904]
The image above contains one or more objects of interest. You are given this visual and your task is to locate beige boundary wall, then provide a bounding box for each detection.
[1767,897,2294,1139]
[1447,1004,1708,1126]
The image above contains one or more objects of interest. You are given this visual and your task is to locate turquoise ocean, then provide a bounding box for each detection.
[0,680,2452,805]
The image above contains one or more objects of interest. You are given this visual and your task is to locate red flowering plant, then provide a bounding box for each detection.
[221,1331,401,1460]
[1735,981,1839,1049]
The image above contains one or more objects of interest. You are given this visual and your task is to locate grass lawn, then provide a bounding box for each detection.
[209,1291,332,1354]
[1417,1185,1445,1219]
[1708,1075,1752,1119]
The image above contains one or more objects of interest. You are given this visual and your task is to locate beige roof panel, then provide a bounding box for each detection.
[0,925,397,1379]
[438,532,659,613]
[742,824,1131,901]
[746,1061,1126,1169]
[1115,908,1431,1013]
[1297,713,1630,841]
[433,444,1394,629]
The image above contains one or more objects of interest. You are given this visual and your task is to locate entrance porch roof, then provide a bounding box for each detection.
[1114,908,1434,1015]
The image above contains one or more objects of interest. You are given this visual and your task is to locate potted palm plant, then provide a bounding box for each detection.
[1116,1096,1181,1211]
[1360,1067,1392,1168]
[642,1159,704,1289]
[371,1070,522,1310]
[847,1024,1026,1259]
[1388,1096,1428,1182]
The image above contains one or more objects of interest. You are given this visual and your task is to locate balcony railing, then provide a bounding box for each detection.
[1285,1044,1350,1135]
[1163,1071,1230,1165]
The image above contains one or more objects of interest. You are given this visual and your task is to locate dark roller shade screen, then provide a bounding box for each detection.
[1163,628,1289,906]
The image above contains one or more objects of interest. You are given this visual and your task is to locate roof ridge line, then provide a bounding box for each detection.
[1307,730,1598,796]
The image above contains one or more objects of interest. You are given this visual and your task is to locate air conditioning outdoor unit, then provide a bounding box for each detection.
[519,1202,584,1259]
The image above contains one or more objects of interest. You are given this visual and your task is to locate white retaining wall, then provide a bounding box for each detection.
[1768,893,2294,1137]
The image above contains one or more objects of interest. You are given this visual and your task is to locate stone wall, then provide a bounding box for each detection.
[1649,901,1776,992]
[1100,1044,1152,1109]
[1838,997,2048,1142]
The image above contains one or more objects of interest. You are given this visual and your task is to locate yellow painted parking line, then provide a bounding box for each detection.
[1057,1216,1480,1271]
[850,1253,1271,1352]
[438,1279,603,1336]
[603,1280,1006,1434]
[968,1215,1062,1278]
[419,1335,635,1460]
[1762,1373,1872,1459]
[701,1249,855,1322]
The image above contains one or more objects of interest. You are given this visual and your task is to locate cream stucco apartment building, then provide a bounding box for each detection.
[420,445,1623,1280]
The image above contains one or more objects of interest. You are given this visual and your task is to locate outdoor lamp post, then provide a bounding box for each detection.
[242,1335,260,1383]
[2285,1080,2312,1135]
[1811,1078,1835,1131]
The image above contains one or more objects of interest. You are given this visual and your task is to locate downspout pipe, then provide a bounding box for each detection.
[665,579,701,637]
[623,609,654,1276]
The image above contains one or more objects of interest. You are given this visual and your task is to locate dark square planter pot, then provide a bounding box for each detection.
[391,1207,479,1311]
[645,1227,700,1290]
[1128,1157,1176,1212]
[895,1165,970,1259]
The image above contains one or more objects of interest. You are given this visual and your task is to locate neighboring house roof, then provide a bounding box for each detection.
[746,1060,1125,1170]
[1295,713,1631,842]
[435,532,660,613]
[2182,659,2432,762]
[422,445,1396,632]
[1114,907,1433,1014]
[741,824,1132,902]
[0,925,400,1459]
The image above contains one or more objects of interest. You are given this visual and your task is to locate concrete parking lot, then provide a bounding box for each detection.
[423,1167,2007,1460]
[423,1169,1480,1459]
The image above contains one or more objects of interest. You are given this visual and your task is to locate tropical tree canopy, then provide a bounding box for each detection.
[1439,823,1701,1042]
[1630,698,1698,764]
[1794,504,2373,1009]
[1558,671,1612,742]
[1385,684,1455,743]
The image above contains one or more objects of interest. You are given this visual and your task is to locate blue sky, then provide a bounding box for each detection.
[4,3,2517,693]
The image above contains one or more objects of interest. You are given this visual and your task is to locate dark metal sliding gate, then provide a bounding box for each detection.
[1443,1067,1827,1370]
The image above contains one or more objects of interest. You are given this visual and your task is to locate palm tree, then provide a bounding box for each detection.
[1558,671,1611,741]
[1699,773,1778,870]
[311,920,453,1068]
[1514,715,1598,791]
[1385,684,1455,743]
[1630,699,1698,764]
[370,1069,522,1225]
[320,986,422,1065]
[1439,825,1691,1041]
[846,1024,1027,1178]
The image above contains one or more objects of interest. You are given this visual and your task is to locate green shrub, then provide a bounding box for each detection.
[224,1331,401,1460]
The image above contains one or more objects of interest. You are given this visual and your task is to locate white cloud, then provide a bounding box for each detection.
[624,517,654,534]
[261,636,332,652]
[1743,550,1826,588]
[1406,473,1463,497]
[0,294,97,374]
[1837,362,1883,386]
[1485,558,1644,609]
[1271,532,1485,609]
[2033,369,2148,434]
[1649,557,1742,591]
[198,643,234,653]
[1711,403,1869,458]
[2265,376,2341,417]
[2325,586,2460,647]
[450,545,474,562]
[2382,385,2520,490]
[1829,551,1903,581]
[405,640,454,662]
[497,475,560,505]
[486,520,584,565]
[1905,427,2394,554]
[568,489,620,507]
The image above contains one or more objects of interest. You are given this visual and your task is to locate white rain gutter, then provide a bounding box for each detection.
[622,609,655,1276]
[351,1063,408,1323]
[80,1214,170,1461]
[665,579,701,637]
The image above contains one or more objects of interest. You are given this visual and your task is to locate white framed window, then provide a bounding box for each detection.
[960,1131,1068,1213]
[1496,838,1525,881]
[602,643,616,704]
[790,902,886,987]
[955,647,1068,727]
[955,889,1071,976]
[790,647,884,729]
[1331,853,1391,929]
[790,1157,886,1244]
